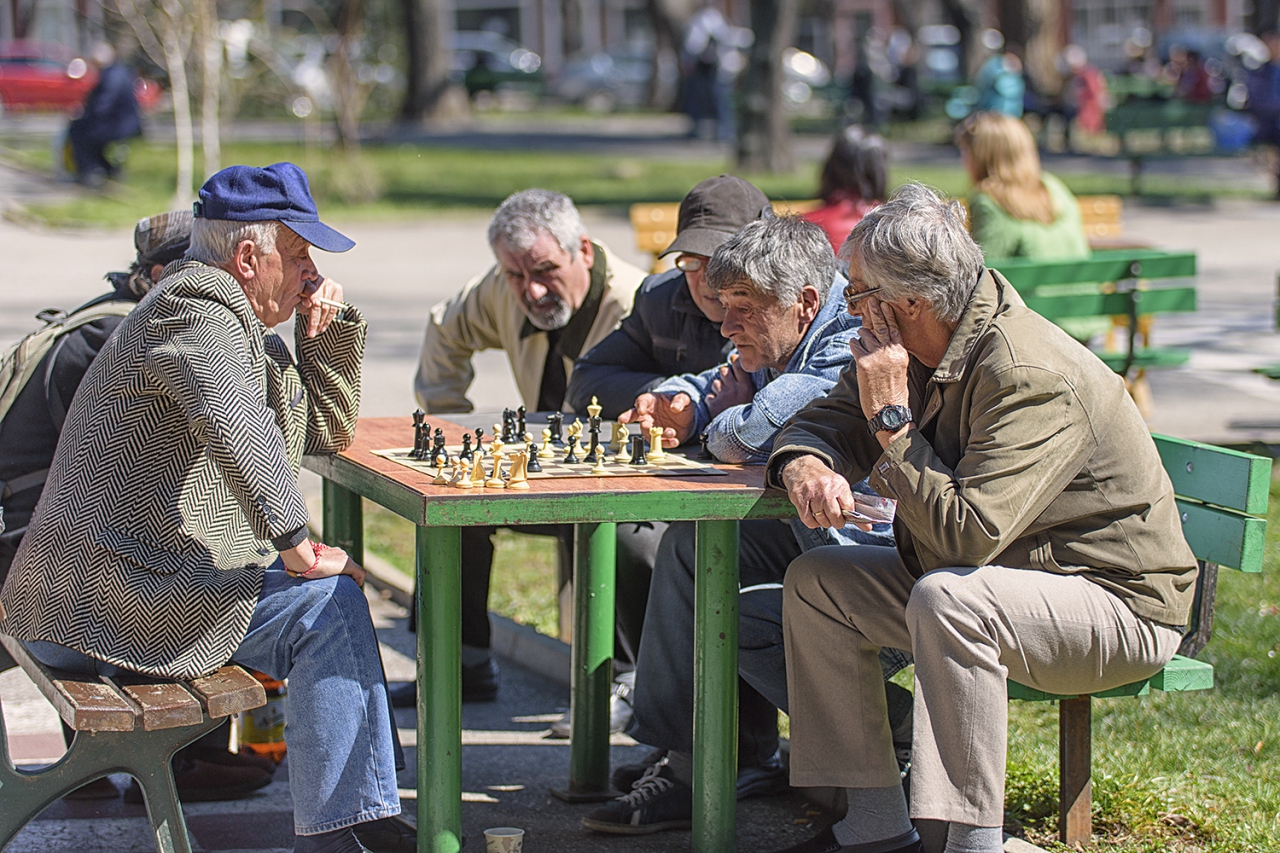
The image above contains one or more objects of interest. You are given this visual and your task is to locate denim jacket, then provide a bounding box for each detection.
[652,273,856,465]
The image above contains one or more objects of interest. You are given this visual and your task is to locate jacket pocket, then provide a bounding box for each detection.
[96,528,195,576]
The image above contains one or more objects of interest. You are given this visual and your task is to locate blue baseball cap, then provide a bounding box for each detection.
[194,162,355,253]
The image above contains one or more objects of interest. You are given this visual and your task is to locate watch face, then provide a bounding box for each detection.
[880,407,906,430]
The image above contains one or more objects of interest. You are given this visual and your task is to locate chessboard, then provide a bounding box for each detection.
[373,446,727,480]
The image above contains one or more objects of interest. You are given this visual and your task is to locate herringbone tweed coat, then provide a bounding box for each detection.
[0,260,366,679]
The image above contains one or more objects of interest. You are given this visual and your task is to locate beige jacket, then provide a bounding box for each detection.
[414,242,644,413]
[768,269,1197,627]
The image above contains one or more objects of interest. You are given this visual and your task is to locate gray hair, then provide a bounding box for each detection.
[188,219,279,266]
[487,189,588,255]
[705,215,836,305]
[840,182,983,325]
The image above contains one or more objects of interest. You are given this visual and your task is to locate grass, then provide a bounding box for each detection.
[2,115,1270,230]
[360,475,1280,851]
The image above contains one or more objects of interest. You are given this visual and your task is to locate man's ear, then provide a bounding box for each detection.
[898,296,929,321]
[579,235,595,269]
[799,285,822,323]
[229,240,257,281]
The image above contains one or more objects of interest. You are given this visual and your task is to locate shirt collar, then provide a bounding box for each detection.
[519,242,608,359]
[927,268,1006,384]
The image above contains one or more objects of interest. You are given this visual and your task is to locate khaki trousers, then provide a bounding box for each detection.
[783,545,1183,826]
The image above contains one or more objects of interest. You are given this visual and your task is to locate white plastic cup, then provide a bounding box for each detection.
[484,826,524,853]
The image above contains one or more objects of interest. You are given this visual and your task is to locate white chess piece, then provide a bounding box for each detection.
[648,426,666,461]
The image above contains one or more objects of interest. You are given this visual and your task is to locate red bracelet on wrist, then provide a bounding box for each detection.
[301,543,329,577]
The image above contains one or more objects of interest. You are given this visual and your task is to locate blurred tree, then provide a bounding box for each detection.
[400,0,463,120]
[736,0,797,172]
[997,0,1061,103]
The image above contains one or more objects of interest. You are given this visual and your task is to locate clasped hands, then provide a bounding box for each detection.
[617,354,753,447]
[283,540,366,586]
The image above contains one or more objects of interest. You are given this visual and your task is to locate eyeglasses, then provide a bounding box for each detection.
[675,255,705,273]
[843,283,883,312]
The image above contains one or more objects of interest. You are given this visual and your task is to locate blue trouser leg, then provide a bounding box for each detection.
[232,565,400,835]
[628,519,801,767]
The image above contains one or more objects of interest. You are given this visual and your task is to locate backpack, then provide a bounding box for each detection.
[0,298,134,502]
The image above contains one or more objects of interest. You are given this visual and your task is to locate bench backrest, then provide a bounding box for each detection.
[630,199,821,272]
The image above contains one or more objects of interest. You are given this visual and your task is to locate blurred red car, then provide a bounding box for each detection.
[0,41,96,111]
[0,40,163,113]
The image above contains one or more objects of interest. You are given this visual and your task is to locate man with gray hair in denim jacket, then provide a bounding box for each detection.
[583,215,910,838]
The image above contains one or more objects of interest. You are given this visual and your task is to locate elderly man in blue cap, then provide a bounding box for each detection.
[0,163,406,853]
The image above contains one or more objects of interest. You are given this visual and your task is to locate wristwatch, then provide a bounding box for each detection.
[867,404,913,436]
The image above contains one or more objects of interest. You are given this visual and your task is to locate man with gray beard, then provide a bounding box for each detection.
[401,189,647,705]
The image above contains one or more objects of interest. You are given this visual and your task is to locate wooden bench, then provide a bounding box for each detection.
[0,635,266,853]
[630,199,821,273]
[991,249,1197,415]
[1104,99,1219,195]
[1007,434,1271,845]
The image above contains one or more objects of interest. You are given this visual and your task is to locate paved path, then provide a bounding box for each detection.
[4,148,1280,850]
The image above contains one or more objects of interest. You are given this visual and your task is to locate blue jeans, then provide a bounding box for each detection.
[30,563,400,835]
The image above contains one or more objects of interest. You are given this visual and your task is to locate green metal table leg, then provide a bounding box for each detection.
[322,479,364,565]
[557,521,616,799]
[417,525,462,853]
[692,519,739,853]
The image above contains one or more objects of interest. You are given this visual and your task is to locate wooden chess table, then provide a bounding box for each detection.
[304,416,796,853]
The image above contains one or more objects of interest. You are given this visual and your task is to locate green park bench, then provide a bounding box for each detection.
[1104,99,1219,194]
[1007,434,1271,846]
[0,636,267,853]
[991,248,1197,386]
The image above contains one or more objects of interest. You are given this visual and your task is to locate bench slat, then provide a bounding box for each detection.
[1021,285,1197,319]
[994,250,1196,288]
[1095,348,1190,371]
[1150,654,1215,692]
[188,666,268,718]
[1154,433,1273,515]
[0,634,135,732]
[1175,499,1268,572]
[109,676,206,731]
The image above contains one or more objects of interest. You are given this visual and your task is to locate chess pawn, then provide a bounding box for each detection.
[527,445,543,473]
[539,429,555,459]
[590,450,607,475]
[563,436,580,465]
[451,459,473,488]
[648,426,666,461]
[486,451,507,488]
[432,464,450,486]
[507,451,530,489]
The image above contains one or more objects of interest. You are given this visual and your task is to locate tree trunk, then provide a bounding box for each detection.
[940,0,983,80]
[736,0,797,173]
[332,0,365,152]
[162,21,194,207]
[198,0,221,178]
[400,0,462,121]
[997,0,1059,100]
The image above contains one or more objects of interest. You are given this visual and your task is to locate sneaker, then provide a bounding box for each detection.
[547,672,634,739]
[352,815,417,853]
[123,757,273,803]
[610,748,789,800]
[581,757,693,835]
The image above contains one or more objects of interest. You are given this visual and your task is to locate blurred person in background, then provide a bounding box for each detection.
[681,2,741,142]
[1060,44,1108,151]
[1247,31,1280,199]
[972,30,1024,118]
[956,112,1100,343]
[67,41,140,187]
[803,126,888,252]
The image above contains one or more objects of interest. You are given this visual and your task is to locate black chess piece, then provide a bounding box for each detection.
[628,434,648,466]
[412,409,426,459]
[563,435,580,465]
[430,429,446,467]
[548,412,565,447]
[475,427,485,451]
[527,445,543,473]
[517,405,527,440]
[502,408,515,443]
[698,432,714,461]
[459,433,473,461]
[583,422,601,464]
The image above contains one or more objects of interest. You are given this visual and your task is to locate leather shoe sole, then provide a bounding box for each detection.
[123,758,273,803]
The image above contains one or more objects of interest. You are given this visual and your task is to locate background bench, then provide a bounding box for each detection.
[1104,100,1218,194]
[629,199,820,273]
[990,249,1197,415]
[1007,434,1271,845]
[0,636,265,853]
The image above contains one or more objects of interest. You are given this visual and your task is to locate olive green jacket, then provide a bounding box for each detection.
[767,269,1197,627]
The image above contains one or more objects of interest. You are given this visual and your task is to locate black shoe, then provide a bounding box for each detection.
[771,826,922,853]
[610,748,788,800]
[609,747,668,792]
[581,757,693,835]
[123,757,272,803]
[386,658,500,708]
[353,815,416,853]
